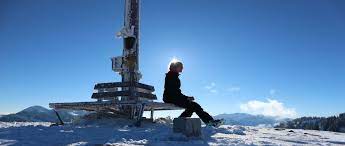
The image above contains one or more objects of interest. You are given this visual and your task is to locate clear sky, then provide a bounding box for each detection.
[1,0,344,118]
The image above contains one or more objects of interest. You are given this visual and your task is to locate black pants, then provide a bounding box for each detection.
[164,97,214,124]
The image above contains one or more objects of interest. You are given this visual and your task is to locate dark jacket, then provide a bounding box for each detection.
[163,71,190,103]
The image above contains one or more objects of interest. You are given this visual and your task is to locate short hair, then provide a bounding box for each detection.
[169,61,183,71]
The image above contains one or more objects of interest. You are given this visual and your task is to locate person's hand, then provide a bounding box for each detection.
[187,96,195,101]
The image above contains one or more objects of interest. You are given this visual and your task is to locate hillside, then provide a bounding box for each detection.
[0,106,87,122]
[276,113,345,133]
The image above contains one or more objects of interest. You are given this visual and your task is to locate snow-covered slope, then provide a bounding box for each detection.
[0,106,87,122]
[214,113,289,127]
[0,120,345,146]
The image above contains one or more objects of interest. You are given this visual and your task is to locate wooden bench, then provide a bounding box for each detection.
[49,81,183,126]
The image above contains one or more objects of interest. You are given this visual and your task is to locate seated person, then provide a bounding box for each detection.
[163,60,223,127]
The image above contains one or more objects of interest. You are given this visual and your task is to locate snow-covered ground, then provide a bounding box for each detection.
[0,121,345,146]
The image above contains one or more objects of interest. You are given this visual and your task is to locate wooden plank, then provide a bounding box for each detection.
[144,102,183,111]
[135,92,157,100]
[91,91,130,99]
[94,82,155,91]
[136,82,155,91]
[94,82,129,89]
[91,91,157,100]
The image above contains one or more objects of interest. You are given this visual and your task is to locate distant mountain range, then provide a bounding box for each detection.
[1,106,291,126]
[214,113,291,127]
[0,106,87,122]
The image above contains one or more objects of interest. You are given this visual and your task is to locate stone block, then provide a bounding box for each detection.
[173,117,201,137]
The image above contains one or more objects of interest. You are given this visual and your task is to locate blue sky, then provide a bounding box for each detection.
[1,0,344,118]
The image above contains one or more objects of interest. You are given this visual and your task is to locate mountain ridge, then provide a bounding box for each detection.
[0,105,87,122]
[1,106,291,126]
[214,113,291,127]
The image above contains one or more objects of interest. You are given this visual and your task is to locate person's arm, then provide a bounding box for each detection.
[178,92,190,101]
[181,94,194,101]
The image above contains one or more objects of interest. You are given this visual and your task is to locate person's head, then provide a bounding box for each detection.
[169,61,183,73]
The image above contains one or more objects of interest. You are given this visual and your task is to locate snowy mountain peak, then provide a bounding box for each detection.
[20,106,51,114]
[0,106,87,122]
[214,113,290,127]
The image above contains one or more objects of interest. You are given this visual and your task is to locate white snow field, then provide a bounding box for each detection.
[0,120,345,146]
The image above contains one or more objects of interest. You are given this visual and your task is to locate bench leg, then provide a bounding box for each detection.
[150,110,154,121]
[50,110,64,126]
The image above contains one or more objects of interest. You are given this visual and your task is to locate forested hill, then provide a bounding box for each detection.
[276,113,345,133]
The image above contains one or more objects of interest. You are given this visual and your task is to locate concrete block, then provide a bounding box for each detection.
[173,117,201,137]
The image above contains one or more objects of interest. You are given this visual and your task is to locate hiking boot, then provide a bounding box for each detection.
[207,119,224,128]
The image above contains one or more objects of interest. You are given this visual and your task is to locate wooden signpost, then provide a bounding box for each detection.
[49,0,182,126]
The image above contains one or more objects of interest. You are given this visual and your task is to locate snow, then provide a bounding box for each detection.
[0,122,51,128]
[0,120,345,146]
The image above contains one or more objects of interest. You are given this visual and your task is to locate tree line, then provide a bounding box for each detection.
[276,113,345,133]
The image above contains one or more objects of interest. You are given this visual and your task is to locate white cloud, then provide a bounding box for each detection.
[0,112,10,115]
[240,99,297,118]
[205,82,216,89]
[228,87,241,92]
[204,82,217,94]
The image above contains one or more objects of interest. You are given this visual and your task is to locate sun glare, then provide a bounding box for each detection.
[170,57,180,63]
[167,57,181,71]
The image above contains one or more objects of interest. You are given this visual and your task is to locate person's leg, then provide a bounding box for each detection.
[174,99,214,123]
[165,97,194,118]
[179,108,193,117]
[164,96,214,123]
[188,101,214,124]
